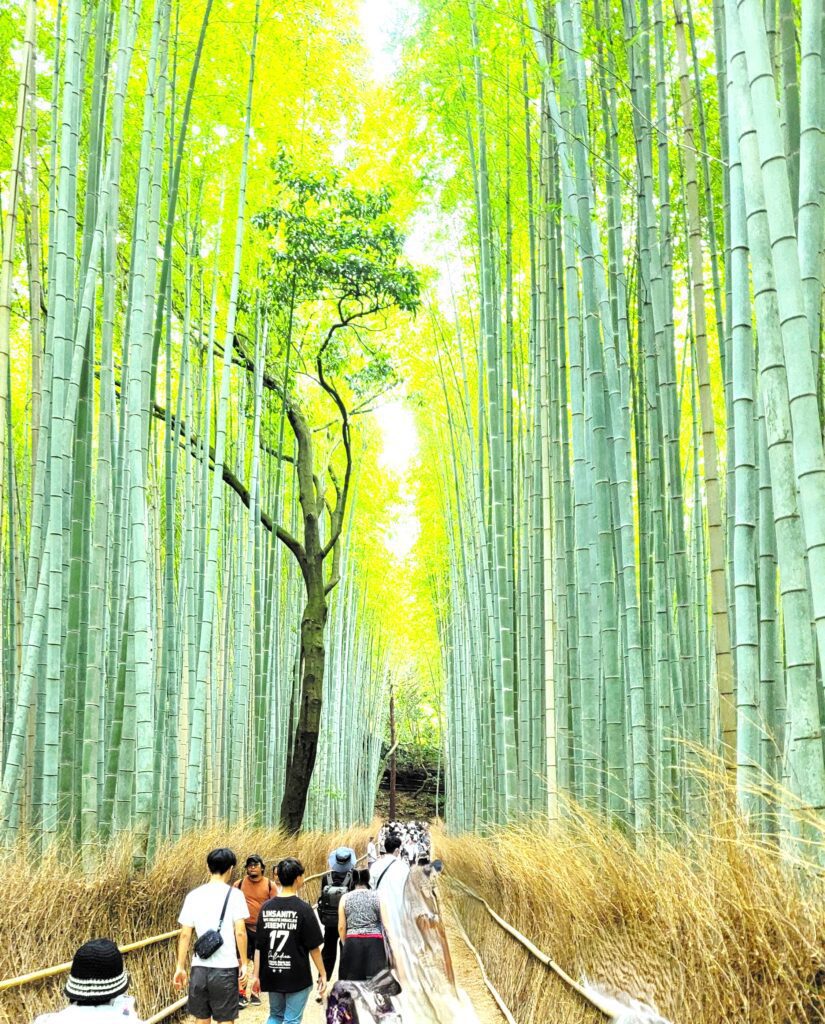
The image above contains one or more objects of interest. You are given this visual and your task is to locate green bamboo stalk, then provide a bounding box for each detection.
[184,0,259,828]
[468,0,518,821]
[0,0,36,551]
[726,0,825,835]
[734,0,825,682]
[727,90,761,815]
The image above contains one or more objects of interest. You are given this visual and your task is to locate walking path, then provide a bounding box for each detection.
[226,907,505,1024]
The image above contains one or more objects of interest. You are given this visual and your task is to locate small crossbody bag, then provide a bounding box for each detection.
[193,885,234,960]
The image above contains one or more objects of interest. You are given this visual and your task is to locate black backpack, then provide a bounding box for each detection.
[318,871,352,926]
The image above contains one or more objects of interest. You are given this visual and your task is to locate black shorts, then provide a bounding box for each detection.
[188,966,239,1022]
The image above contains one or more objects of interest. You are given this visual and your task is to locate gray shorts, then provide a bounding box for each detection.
[188,966,239,1022]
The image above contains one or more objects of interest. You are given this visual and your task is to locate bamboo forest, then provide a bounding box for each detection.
[2,0,825,1018]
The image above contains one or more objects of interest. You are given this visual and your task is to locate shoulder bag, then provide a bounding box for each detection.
[193,885,234,960]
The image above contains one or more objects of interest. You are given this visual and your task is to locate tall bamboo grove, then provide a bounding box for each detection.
[413,0,825,846]
[0,0,391,862]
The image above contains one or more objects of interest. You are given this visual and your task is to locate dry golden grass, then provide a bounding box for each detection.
[436,810,825,1024]
[0,821,374,1024]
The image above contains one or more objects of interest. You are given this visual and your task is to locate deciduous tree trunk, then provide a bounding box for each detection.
[280,583,328,832]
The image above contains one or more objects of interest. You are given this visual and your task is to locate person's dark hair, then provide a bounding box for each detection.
[277,857,305,886]
[384,834,402,854]
[245,854,265,869]
[353,869,371,887]
[207,847,237,874]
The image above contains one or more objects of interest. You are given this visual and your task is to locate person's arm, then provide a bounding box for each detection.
[234,919,248,981]
[251,906,265,991]
[233,889,250,978]
[309,946,327,998]
[250,949,261,995]
[338,895,347,944]
[173,926,193,989]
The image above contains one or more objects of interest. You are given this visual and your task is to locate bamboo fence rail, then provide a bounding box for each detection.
[450,911,517,1024]
[0,859,364,992]
[0,931,182,992]
[448,876,616,1020]
[144,996,187,1024]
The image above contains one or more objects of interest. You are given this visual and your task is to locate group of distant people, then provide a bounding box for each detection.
[34,823,431,1024]
[378,821,430,867]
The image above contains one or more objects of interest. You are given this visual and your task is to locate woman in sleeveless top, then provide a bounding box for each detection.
[337,869,388,981]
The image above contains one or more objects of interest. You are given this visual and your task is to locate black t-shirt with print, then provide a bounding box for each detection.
[255,895,323,993]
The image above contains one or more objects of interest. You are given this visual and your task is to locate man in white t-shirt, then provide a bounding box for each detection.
[369,833,409,946]
[173,847,250,1024]
[366,836,378,867]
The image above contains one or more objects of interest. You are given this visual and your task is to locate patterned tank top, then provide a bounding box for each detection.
[343,887,382,935]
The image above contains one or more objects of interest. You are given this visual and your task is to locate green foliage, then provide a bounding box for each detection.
[253,153,421,324]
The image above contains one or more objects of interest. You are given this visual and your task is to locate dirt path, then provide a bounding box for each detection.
[442,907,508,1023]
[229,907,506,1024]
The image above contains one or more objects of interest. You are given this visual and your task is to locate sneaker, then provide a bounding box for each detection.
[249,995,261,1006]
[238,995,248,1010]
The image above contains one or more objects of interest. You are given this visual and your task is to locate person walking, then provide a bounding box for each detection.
[369,835,408,898]
[369,834,409,946]
[251,858,326,1024]
[33,939,141,1024]
[235,855,274,1008]
[337,870,387,982]
[173,847,250,1024]
[317,846,356,982]
[366,836,377,868]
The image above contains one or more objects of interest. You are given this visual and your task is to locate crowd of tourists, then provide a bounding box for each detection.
[35,823,432,1024]
[378,822,430,867]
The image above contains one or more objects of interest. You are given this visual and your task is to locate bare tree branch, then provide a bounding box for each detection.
[165,403,306,573]
[324,535,342,595]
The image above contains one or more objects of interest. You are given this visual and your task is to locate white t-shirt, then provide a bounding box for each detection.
[367,841,377,861]
[179,882,249,969]
[369,855,408,903]
[369,854,410,949]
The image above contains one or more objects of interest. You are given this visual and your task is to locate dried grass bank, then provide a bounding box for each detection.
[437,817,825,1024]
[5,816,825,1024]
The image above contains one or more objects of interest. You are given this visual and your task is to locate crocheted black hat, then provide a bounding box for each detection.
[65,939,128,1006]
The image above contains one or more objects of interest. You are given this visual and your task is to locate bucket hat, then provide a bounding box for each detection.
[65,939,129,1006]
[327,846,356,872]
